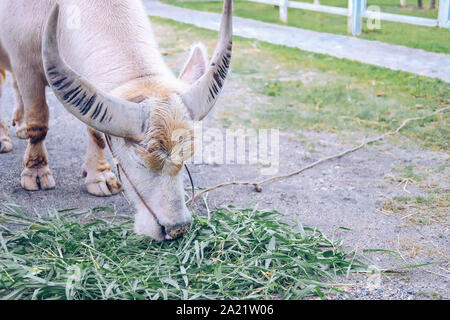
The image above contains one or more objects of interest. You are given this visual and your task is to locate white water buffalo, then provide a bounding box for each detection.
[0,0,233,240]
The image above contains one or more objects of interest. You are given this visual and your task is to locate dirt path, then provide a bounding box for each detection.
[1,75,448,299]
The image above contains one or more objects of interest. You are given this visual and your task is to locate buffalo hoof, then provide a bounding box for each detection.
[84,169,122,197]
[0,137,12,153]
[21,166,56,191]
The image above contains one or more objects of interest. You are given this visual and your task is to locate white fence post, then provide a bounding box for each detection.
[438,0,450,28]
[280,0,288,23]
[347,0,353,33]
[249,0,441,28]
[350,0,363,35]
[361,0,367,14]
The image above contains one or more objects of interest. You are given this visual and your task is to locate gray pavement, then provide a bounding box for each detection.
[143,0,450,82]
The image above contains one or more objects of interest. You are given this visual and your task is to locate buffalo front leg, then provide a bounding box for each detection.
[0,74,13,153]
[11,75,27,139]
[82,128,121,197]
[16,73,55,191]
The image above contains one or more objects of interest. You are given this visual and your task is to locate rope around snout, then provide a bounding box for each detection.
[189,106,449,203]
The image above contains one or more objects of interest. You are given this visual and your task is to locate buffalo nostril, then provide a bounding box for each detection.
[164,223,191,240]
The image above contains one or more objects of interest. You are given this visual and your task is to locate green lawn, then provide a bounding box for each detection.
[165,0,450,53]
[153,17,449,151]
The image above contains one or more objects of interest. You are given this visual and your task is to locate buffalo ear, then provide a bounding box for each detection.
[179,43,208,85]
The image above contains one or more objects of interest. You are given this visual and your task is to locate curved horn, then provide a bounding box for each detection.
[181,0,233,121]
[42,4,149,138]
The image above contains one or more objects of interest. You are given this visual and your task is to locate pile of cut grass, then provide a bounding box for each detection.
[0,202,367,300]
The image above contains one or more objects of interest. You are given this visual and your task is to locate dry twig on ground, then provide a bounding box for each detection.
[190,106,449,202]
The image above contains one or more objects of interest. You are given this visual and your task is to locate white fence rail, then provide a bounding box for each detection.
[248,0,450,35]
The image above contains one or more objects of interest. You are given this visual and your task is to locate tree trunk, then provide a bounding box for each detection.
[417,0,423,9]
[430,0,436,9]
